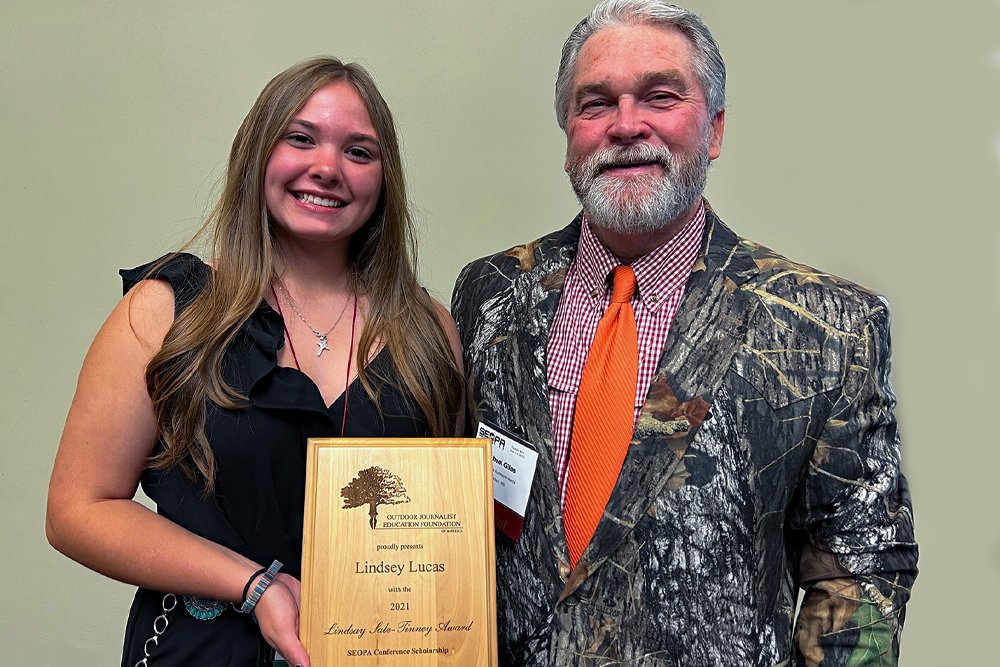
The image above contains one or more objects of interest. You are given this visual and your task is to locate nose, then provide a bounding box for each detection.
[309,147,341,183]
[608,97,650,144]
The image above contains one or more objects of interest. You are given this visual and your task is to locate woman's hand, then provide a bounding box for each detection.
[255,573,309,667]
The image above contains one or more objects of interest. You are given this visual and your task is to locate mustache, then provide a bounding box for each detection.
[580,144,673,180]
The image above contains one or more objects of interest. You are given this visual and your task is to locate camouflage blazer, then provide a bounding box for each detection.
[451,210,917,666]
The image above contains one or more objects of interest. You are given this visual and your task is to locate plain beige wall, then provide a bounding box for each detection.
[2,0,997,663]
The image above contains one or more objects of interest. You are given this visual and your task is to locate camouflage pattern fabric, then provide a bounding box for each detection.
[451,209,917,666]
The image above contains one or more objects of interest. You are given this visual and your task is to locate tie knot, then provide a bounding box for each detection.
[610,265,637,304]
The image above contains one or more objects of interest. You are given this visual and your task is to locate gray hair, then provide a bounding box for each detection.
[554,0,726,131]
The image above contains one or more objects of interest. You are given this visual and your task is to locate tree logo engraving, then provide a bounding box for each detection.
[341,466,411,529]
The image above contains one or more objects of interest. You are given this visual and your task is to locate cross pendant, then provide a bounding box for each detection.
[316,336,330,356]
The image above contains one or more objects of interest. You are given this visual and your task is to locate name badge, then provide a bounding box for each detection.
[477,421,539,542]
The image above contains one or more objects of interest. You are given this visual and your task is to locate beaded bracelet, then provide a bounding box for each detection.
[240,567,268,603]
[238,560,282,615]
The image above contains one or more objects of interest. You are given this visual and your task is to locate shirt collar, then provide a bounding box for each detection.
[577,200,706,313]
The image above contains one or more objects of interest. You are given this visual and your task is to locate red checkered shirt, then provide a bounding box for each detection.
[547,201,706,507]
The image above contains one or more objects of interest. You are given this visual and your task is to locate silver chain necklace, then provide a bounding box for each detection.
[274,282,351,356]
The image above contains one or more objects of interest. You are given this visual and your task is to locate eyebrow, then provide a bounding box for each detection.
[287,118,319,131]
[346,132,380,146]
[286,118,379,145]
[637,70,690,93]
[574,69,691,108]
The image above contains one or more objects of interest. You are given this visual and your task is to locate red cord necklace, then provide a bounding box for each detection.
[270,285,357,437]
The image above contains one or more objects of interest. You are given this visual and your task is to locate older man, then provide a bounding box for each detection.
[452,1,917,665]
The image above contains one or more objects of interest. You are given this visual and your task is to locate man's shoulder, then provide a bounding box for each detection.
[450,217,581,350]
[713,220,894,405]
[453,217,581,297]
[727,230,890,332]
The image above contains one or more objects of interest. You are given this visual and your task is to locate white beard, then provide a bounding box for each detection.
[568,138,709,234]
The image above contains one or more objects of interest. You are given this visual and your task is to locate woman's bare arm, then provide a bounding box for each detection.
[46,278,310,666]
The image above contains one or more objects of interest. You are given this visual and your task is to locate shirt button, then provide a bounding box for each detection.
[590,288,600,298]
[649,293,659,303]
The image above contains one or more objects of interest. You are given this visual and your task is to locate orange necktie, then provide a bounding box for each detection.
[564,265,639,567]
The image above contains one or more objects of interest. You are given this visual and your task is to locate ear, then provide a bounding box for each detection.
[707,108,725,160]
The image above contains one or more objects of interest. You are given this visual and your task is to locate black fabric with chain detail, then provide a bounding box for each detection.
[118,254,427,667]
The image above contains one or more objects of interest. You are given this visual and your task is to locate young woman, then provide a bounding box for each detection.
[46,57,464,667]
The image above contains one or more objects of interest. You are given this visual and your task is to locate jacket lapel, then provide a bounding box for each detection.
[562,210,763,596]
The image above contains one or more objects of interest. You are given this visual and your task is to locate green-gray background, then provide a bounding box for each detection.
[2,1,997,663]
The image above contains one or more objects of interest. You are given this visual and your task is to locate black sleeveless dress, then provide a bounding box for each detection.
[118,254,427,666]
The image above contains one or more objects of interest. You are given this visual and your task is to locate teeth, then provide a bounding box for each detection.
[297,193,345,208]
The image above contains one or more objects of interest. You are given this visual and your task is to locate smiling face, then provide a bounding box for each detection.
[264,80,383,247]
[564,23,724,234]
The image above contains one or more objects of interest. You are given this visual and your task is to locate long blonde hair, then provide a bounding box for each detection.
[145,57,462,489]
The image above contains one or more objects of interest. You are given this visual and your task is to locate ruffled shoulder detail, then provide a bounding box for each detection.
[223,300,286,401]
[119,252,212,316]
[118,253,285,399]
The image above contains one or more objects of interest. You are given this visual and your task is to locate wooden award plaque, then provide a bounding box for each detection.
[300,438,498,666]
